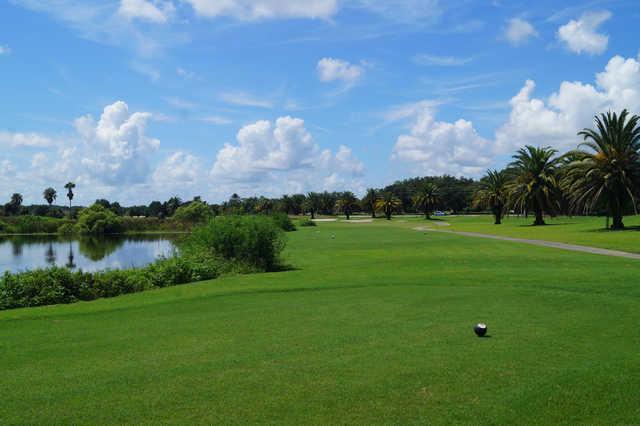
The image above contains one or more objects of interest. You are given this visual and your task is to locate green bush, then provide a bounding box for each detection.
[172,201,213,225]
[75,204,123,234]
[57,223,76,236]
[1,215,68,234]
[184,215,285,271]
[270,213,296,232]
[298,217,317,227]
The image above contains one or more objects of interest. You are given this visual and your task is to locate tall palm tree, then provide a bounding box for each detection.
[8,193,23,215]
[473,170,508,225]
[304,192,321,219]
[507,146,562,226]
[562,110,640,229]
[43,187,57,207]
[361,188,378,218]
[64,182,76,214]
[412,183,440,219]
[335,191,358,220]
[375,192,402,220]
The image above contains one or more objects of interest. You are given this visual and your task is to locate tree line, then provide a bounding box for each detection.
[2,110,638,230]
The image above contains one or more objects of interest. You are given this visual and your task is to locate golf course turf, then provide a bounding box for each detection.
[1,217,639,424]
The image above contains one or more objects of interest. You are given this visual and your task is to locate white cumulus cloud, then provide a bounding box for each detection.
[557,10,611,55]
[495,54,640,153]
[184,0,338,20]
[210,116,364,195]
[74,100,160,185]
[0,45,11,55]
[391,103,492,176]
[153,151,202,185]
[504,18,538,45]
[317,57,364,85]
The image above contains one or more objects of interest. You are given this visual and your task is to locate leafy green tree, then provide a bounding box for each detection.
[64,182,76,213]
[164,196,182,217]
[473,169,509,224]
[507,146,562,226]
[562,110,640,229]
[75,204,123,234]
[375,192,402,220]
[412,183,440,219]
[334,191,358,220]
[361,188,378,218]
[172,201,212,224]
[43,187,57,207]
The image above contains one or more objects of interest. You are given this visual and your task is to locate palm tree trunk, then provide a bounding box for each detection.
[610,197,624,229]
[386,209,391,220]
[493,206,502,225]
[533,208,545,226]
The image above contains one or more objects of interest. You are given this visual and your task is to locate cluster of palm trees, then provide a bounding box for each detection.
[473,110,640,229]
[42,182,76,211]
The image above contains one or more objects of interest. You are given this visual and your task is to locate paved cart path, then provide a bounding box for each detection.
[416,227,640,260]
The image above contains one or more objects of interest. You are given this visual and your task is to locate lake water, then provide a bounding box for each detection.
[0,235,178,274]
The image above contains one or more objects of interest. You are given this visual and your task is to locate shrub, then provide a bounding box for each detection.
[298,217,316,227]
[184,215,285,271]
[270,213,296,232]
[0,254,222,310]
[0,219,11,233]
[75,204,123,234]
[172,201,213,225]
[2,215,67,234]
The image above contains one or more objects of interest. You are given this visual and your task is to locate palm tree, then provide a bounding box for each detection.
[304,192,322,219]
[413,183,440,219]
[473,170,508,225]
[254,197,274,214]
[375,192,402,220]
[507,146,562,226]
[64,182,76,214]
[562,110,640,229]
[335,191,358,220]
[43,187,57,207]
[7,193,23,215]
[361,188,378,218]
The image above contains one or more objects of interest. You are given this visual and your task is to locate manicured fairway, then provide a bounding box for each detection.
[433,214,640,253]
[1,220,639,424]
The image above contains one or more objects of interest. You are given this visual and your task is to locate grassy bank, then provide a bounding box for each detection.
[1,219,639,423]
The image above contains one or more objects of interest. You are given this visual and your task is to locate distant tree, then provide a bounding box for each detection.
[473,169,509,225]
[6,193,23,215]
[172,200,212,224]
[43,187,57,207]
[562,110,640,229]
[255,197,274,215]
[375,192,402,220]
[361,188,378,218]
[412,183,440,219]
[64,182,76,213]
[164,196,182,217]
[303,192,322,219]
[335,191,358,220]
[148,201,163,217]
[95,199,111,209]
[507,146,562,226]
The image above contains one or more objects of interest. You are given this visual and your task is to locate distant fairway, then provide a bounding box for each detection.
[2,218,639,424]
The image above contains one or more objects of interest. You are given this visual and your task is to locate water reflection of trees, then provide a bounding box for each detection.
[0,234,177,269]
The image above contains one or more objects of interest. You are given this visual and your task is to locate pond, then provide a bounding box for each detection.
[0,234,179,274]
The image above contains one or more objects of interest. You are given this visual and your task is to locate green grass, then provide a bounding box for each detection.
[1,220,640,424]
[417,214,640,253]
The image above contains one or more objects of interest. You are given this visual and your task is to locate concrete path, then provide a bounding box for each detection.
[422,228,640,260]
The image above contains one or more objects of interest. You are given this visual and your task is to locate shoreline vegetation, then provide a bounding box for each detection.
[0,214,294,311]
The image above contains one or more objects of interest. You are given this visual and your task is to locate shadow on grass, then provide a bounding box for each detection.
[588,225,640,233]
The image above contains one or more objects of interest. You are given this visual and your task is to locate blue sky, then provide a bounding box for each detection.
[1,0,639,205]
